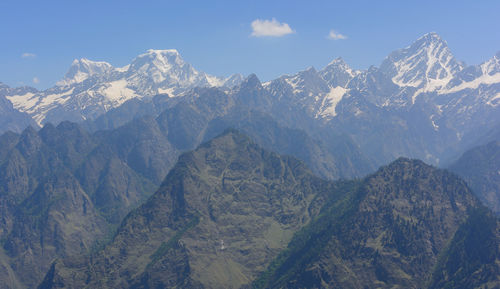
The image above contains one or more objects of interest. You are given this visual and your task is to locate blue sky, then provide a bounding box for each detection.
[1,0,499,89]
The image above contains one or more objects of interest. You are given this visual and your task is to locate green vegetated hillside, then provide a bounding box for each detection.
[0,84,375,288]
[0,33,499,289]
[254,158,500,289]
[38,130,339,288]
[0,120,179,289]
[450,140,500,214]
[39,131,500,288]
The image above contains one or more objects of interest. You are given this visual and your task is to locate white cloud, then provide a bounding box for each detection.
[327,30,347,40]
[251,18,294,37]
[22,52,36,58]
[33,77,40,84]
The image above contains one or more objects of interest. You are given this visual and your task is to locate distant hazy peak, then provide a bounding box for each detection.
[58,58,114,86]
[240,73,262,88]
[480,52,500,75]
[132,49,184,67]
[414,31,444,45]
[223,73,245,88]
[3,48,242,127]
[324,57,354,71]
[146,48,180,54]
[320,57,358,88]
[380,32,463,91]
[327,56,346,65]
[72,57,113,66]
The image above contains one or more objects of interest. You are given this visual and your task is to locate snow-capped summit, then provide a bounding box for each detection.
[0,32,497,142]
[289,66,330,96]
[146,49,181,57]
[2,49,243,126]
[481,51,500,75]
[222,73,245,88]
[380,32,463,92]
[57,58,114,86]
[267,66,329,98]
[126,48,217,93]
[441,51,500,95]
[128,49,186,83]
[320,57,359,88]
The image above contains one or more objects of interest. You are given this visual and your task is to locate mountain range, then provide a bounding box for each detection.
[0,90,373,288]
[38,131,500,288]
[0,32,499,288]
[0,49,243,127]
[1,33,499,167]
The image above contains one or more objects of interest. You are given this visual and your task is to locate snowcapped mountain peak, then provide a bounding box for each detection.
[481,52,500,75]
[222,73,244,88]
[140,49,184,66]
[287,66,331,94]
[127,49,202,86]
[2,33,497,132]
[301,66,317,75]
[57,58,113,86]
[147,48,179,55]
[327,57,346,66]
[320,57,358,87]
[138,49,182,62]
[415,31,443,44]
[380,32,463,94]
[2,48,240,126]
[131,49,182,67]
[408,32,449,57]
